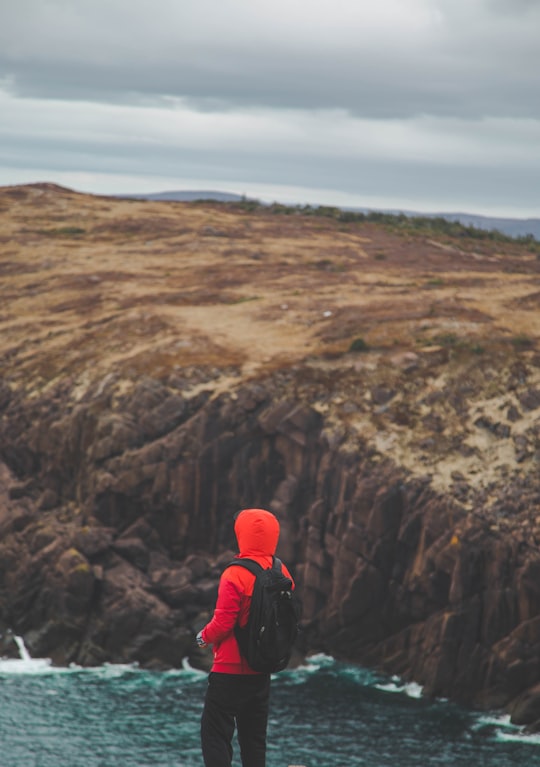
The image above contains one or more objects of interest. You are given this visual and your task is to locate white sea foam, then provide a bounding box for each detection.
[181,656,207,676]
[303,652,335,669]
[375,677,424,698]
[495,728,540,745]
[0,639,202,681]
[13,635,31,661]
[275,653,337,683]
[402,682,424,699]
[87,662,140,679]
[467,710,540,746]
[0,657,53,674]
[0,636,139,678]
[471,712,513,730]
[0,635,52,675]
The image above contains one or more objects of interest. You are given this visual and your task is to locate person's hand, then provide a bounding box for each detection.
[196,630,208,648]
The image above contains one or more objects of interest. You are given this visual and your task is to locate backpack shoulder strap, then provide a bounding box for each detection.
[227,557,264,577]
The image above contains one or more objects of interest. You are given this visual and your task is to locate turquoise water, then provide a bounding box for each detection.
[1,648,540,766]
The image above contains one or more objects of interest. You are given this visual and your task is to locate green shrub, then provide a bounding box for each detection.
[510,334,534,349]
[434,332,458,346]
[40,226,86,237]
[349,337,369,352]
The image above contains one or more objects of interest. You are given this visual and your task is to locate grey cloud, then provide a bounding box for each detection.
[2,46,539,122]
[0,1,539,119]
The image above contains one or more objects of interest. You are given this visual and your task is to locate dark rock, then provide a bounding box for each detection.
[0,382,12,411]
[152,567,195,607]
[185,554,210,579]
[0,504,34,535]
[507,405,522,422]
[74,526,114,559]
[37,488,58,510]
[8,479,37,500]
[509,683,540,725]
[370,387,396,406]
[112,537,150,571]
[90,413,139,461]
[474,416,511,438]
[519,389,540,411]
[140,394,186,440]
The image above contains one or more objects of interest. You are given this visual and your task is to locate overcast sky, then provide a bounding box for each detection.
[1,0,539,216]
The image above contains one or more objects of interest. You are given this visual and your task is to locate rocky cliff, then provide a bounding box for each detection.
[1,183,540,727]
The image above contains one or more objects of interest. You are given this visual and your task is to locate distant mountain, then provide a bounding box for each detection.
[344,207,540,240]
[119,190,246,203]
[427,212,540,240]
[118,189,540,240]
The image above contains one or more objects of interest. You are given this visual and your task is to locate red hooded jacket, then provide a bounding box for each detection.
[201,508,294,674]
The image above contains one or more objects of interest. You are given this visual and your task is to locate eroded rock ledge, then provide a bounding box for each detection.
[1,368,540,729]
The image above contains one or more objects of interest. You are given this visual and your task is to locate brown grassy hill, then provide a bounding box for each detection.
[1,182,540,512]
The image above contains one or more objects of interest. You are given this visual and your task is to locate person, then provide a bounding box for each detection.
[197,507,295,767]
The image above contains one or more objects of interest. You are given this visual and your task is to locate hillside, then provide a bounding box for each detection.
[2,182,539,499]
[1,182,540,724]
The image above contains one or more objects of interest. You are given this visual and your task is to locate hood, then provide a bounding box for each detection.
[234,508,280,557]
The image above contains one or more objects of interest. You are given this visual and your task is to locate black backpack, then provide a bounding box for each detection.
[228,556,299,673]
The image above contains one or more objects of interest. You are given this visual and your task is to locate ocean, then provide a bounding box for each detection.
[1,642,539,767]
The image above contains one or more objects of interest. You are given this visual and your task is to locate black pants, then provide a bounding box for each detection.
[201,672,271,767]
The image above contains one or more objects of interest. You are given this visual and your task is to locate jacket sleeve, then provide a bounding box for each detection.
[201,571,242,645]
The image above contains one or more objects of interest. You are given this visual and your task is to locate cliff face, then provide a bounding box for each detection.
[1,184,540,726]
[1,368,540,726]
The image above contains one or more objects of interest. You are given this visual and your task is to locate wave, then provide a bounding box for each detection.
[470,712,540,746]
[0,656,53,675]
[374,675,424,699]
[0,636,207,687]
[495,729,540,745]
